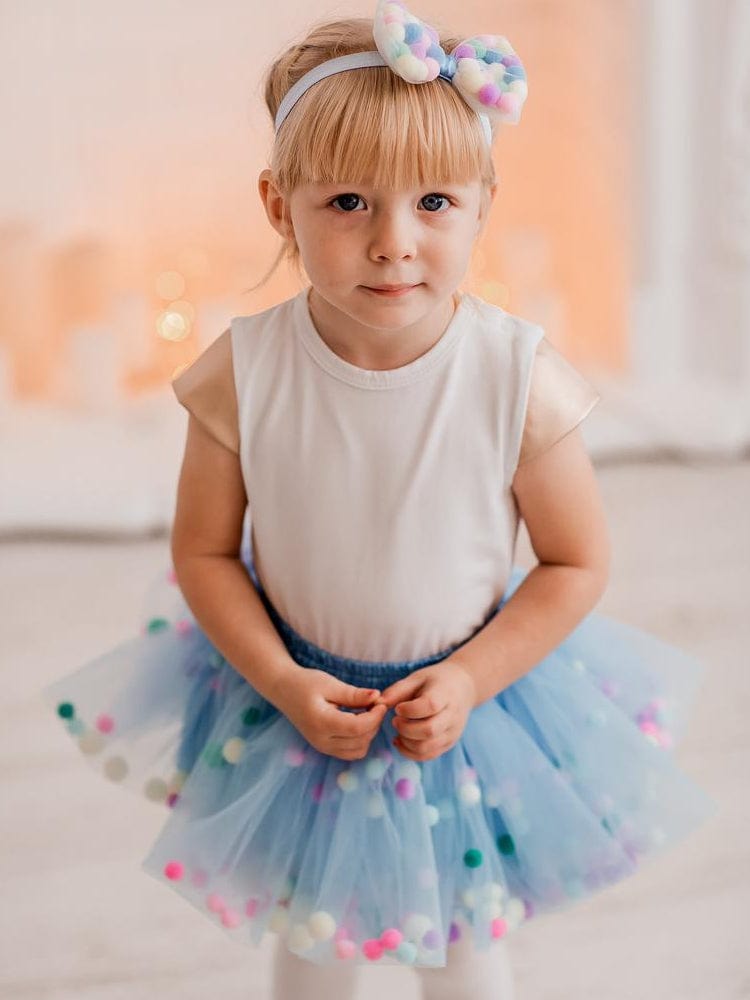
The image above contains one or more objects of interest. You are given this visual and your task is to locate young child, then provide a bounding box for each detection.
[42,3,717,997]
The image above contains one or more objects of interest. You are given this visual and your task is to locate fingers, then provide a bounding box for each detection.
[326,700,388,739]
[392,706,449,741]
[394,694,445,720]
[394,730,455,761]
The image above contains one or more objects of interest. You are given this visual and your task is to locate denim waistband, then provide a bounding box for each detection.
[247,557,524,688]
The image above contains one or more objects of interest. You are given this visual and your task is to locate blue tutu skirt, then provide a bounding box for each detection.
[40,557,717,968]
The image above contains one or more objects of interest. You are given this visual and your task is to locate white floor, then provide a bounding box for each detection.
[2,460,748,999]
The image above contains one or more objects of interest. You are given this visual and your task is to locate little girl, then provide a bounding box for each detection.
[42,3,717,998]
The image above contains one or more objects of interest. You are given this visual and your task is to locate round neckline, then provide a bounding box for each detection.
[293,285,474,389]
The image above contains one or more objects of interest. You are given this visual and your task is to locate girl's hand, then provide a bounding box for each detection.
[273,667,388,762]
[375,661,476,762]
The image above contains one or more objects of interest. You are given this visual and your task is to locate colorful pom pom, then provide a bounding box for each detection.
[335,938,357,959]
[362,938,384,961]
[164,860,184,880]
[95,713,114,734]
[491,917,508,939]
[380,927,403,949]
[463,848,483,868]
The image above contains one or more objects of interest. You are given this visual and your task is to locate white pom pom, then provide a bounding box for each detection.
[308,910,337,941]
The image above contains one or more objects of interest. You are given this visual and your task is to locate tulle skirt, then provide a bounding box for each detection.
[40,558,717,968]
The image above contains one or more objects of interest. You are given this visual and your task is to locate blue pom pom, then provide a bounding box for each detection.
[404,23,422,44]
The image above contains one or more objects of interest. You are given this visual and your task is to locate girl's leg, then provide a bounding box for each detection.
[271,936,359,1000]
[414,935,516,1000]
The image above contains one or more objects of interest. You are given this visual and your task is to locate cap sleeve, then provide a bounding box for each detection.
[517,336,601,466]
[171,328,239,454]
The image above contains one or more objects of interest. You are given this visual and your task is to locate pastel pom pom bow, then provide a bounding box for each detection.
[273,0,528,143]
[373,0,528,126]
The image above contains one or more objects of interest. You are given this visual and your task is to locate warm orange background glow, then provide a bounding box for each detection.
[1,1,631,403]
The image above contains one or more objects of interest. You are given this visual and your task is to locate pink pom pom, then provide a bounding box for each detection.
[478,83,502,107]
[423,57,440,79]
[95,713,114,734]
[166,567,178,584]
[164,860,183,881]
[221,908,242,928]
[245,897,259,917]
[395,777,415,800]
[206,892,226,913]
[454,43,476,59]
[491,917,508,939]
[362,938,384,961]
[639,719,660,736]
[336,939,357,959]
[409,41,428,60]
[175,618,193,636]
[380,927,403,949]
[498,92,520,116]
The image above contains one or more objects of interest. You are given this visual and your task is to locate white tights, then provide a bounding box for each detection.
[271,933,516,1000]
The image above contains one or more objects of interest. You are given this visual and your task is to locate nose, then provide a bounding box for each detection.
[368,208,416,263]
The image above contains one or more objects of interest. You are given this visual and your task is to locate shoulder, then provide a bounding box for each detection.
[519,335,601,465]
[465,293,601,469]
[171,328,238,453]
[170,293,300,453]
[229,293,298,346]
[465,294,544,359]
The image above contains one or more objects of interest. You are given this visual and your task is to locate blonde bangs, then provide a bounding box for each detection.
[272,66,494,192]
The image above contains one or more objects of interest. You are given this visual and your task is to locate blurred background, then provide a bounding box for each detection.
[2,0,748,998]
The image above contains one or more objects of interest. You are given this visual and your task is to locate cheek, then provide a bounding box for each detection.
[299,226,355,265]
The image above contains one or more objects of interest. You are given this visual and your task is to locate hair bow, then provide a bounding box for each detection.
[373,0,528,126]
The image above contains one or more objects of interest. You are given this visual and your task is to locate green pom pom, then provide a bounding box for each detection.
[202,742,226,767]
[57,701,75,719]
[147,617,169,634]
[242,706,261,726]
[463,848,483,868]
[497,833,515,856]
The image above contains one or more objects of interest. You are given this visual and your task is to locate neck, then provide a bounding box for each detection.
[306,287,461,371]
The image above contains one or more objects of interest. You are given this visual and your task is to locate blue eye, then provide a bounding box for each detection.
[329,193,452,213]
[420,193,451,212]
[330,193,364,212]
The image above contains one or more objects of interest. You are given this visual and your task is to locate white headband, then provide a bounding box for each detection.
[274,50,493,146]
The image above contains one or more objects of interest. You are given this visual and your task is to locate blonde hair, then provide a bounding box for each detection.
[246,17,497,293]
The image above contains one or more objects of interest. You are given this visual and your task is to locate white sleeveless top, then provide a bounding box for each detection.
[173,286,600,662]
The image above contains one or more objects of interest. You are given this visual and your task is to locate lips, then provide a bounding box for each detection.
[368,284,415,291]
[362,283,421,297]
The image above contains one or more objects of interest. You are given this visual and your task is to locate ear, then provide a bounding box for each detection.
[258,168,294,241]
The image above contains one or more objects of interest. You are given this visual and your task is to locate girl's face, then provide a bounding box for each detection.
[259,170,494,335]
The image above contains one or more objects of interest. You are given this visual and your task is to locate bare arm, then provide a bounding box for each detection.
[170,414,301,705]
[171,414,387,756]
[448,426,611,705]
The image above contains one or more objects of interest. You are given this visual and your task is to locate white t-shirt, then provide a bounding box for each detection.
[172,286,600,662]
